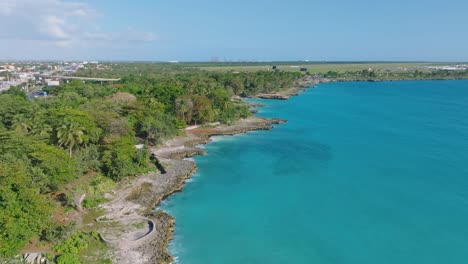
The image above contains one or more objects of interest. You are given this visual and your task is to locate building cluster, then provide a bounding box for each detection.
[426,65,468,71]
[0,61,102,92]
[0,64,36,92]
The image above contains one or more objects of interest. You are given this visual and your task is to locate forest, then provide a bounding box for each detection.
[0,69,301,260]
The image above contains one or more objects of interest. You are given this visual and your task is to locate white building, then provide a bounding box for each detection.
[47,80,60,87]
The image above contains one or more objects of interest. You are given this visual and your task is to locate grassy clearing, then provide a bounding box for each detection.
[48,174,117,263]
[53,231,112,264]
[78,238,112,264]
[81,208,105,228]
[198,62,443,73]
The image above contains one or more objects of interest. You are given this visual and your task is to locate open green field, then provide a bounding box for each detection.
[195,62,447,73]
[75,61,467,79]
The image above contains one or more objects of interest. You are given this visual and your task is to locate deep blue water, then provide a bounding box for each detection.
[161,80,468,264]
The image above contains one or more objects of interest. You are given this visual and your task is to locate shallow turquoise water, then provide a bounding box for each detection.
[161,80,468,264]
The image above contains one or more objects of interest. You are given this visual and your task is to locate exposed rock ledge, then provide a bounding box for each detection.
[99,116,286,264]
[248,79,323,100]
[256,93,290,100]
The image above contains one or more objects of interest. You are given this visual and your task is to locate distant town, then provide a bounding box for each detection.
[0,60,114,98]
[1,61,467,99]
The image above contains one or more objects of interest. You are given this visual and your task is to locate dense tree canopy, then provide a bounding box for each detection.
[0,69,301,258]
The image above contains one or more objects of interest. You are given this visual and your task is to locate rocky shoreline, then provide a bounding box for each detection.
[247,78,329,100]
[98,79,319,264]
[99,116,287,264]
[98,76,467,263]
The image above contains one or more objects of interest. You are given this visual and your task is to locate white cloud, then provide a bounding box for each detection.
[0,0,156,59]
[39,15,69,40]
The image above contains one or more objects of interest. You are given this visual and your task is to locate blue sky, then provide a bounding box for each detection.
[0,0,467,61]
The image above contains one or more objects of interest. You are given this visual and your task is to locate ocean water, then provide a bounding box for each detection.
[161,80,468,264]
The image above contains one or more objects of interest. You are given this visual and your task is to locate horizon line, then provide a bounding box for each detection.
[1,60,467,64]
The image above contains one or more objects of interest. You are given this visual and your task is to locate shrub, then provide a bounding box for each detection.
[82,197,108,209]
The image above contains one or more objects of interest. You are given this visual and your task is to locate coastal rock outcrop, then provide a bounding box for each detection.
[256,93,290,100]
[99,116,286,264]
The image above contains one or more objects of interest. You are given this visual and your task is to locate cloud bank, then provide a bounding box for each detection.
[0,0,155,59]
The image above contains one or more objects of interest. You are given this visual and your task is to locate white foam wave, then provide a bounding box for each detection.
[196,144,206,149]
[171,256,179,264]
[209,136,225,142]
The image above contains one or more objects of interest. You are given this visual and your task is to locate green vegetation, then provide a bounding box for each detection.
[0,66,301,261]
[195,62,468,80]
[75,61,459,74]
[77,61,468,81]
[198,62,439,73]
[3,61,466,262]
[321,68,468,81]
[54,231,110,264]
[0,158,53,256]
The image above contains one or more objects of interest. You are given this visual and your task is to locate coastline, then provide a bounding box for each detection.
[145,77,467,264]
[147,78,468,264]
[67,77,465,263]
[99,116,288,264]
[95,79,324,264]
[327,76,468,83]
[247,78,327,100]
[236,76,468,101]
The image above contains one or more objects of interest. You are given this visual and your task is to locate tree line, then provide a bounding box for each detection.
[0,69,300,259]
[322,69,468,80]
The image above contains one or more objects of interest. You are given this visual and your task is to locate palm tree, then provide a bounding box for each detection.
[12,114,32,134]
[175,97,193,123]
[56,122,86,157]
[31,122,52,139]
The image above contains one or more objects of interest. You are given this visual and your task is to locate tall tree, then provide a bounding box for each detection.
[56,122,86,157]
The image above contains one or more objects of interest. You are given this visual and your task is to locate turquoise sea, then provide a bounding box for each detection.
[161,80,468,264]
